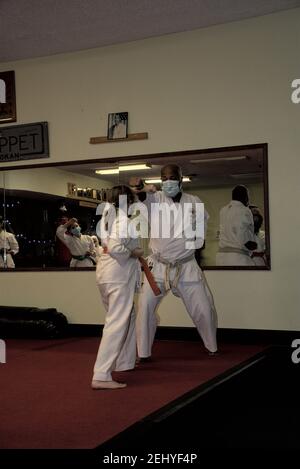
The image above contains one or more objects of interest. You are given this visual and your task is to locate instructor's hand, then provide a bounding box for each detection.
[129,177,157,194]
[65,217,78,227]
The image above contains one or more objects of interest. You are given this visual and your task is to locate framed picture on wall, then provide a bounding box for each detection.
[107,112,128,140]
[0,71,16,123]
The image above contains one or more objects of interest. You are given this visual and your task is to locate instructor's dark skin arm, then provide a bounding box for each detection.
[129,177,156,201]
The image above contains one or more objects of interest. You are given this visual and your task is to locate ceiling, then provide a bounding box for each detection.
[1,0,300,62]
[61,146,264,188]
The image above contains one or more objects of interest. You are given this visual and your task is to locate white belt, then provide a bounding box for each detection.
[218,247,250,257]
[153,253,195,291]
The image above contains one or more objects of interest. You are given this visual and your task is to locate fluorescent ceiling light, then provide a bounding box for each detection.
[145,177,191,184]
[95,169,119,175]
[190,156,248,163]
[144,178,162,184]
[95,163,151,175]
[119,164,151,171]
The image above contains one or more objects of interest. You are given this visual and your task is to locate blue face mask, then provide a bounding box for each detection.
[71,226,81,237]
[162,180,181,198]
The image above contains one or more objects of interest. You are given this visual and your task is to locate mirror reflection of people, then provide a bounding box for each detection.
[249,205,266,266]
[55,217,96,268]
[129,164,218,362]
[54,215,72,267]
[0,216,19,268]
[92,185,143,389]
[216,185,257,266]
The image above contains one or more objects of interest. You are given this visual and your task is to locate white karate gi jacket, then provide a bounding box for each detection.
[96,215,141,286]
[216,200,256,266]
[56,224,95,267]
[0,230,19,268]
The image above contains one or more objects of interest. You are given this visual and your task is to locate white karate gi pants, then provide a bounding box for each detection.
[136,260,218,357]
[93,283,137,381]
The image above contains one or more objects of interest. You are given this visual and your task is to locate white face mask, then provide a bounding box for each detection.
[70,226,81,237]
[162,180,181,198]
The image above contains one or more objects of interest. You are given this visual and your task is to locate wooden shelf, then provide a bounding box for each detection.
[89,132,148,144]
[66,195,102,204]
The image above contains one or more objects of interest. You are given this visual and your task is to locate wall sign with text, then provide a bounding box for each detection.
[0,122,49,162]
[0,71,16,123]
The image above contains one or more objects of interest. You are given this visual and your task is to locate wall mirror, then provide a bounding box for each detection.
[0,143,270,271]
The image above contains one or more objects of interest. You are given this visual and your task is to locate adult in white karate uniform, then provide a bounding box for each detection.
[216,185,257,267]
[92,185,143,390]
[130,165,218,360]
[56,218,96,267]
[249,205,266,266]
[0,217,19,268]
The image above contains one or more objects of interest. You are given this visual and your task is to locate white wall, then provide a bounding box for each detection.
[1,167,112,196]
[0,8,300,331]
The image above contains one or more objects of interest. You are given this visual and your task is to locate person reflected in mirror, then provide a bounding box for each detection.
[0,216,19,268]
[129,164,218,363]
[54,215,72,267]
[216,185,257,266]
[249,205,266,266]
[92,185,143,390]
[55,217,96,268]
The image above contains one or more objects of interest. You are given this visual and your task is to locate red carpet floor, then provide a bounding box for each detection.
[0,337,264,449]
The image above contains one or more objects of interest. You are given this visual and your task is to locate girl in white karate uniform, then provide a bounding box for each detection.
[92,186,143,389]
[56,218,96,267]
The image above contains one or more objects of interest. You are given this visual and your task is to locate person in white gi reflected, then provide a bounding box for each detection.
[216,185,257,266]
[92,185,143,389]
[129,165,218,362]
[55,218,96,267]
[0,216,19,268]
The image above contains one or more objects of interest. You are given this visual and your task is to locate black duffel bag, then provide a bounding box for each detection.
[0,306,68,338]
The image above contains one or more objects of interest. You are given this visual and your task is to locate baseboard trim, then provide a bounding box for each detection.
[67,324,299,345]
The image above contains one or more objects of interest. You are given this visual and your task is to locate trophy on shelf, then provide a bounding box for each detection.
[67,183,111,202]
[67,183,77,197]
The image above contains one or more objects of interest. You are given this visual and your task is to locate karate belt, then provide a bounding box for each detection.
[218,247,250,257]
[152,253,195,291]
[139,257,161,296]
[0,248,9,260]
[71,254,97,265]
